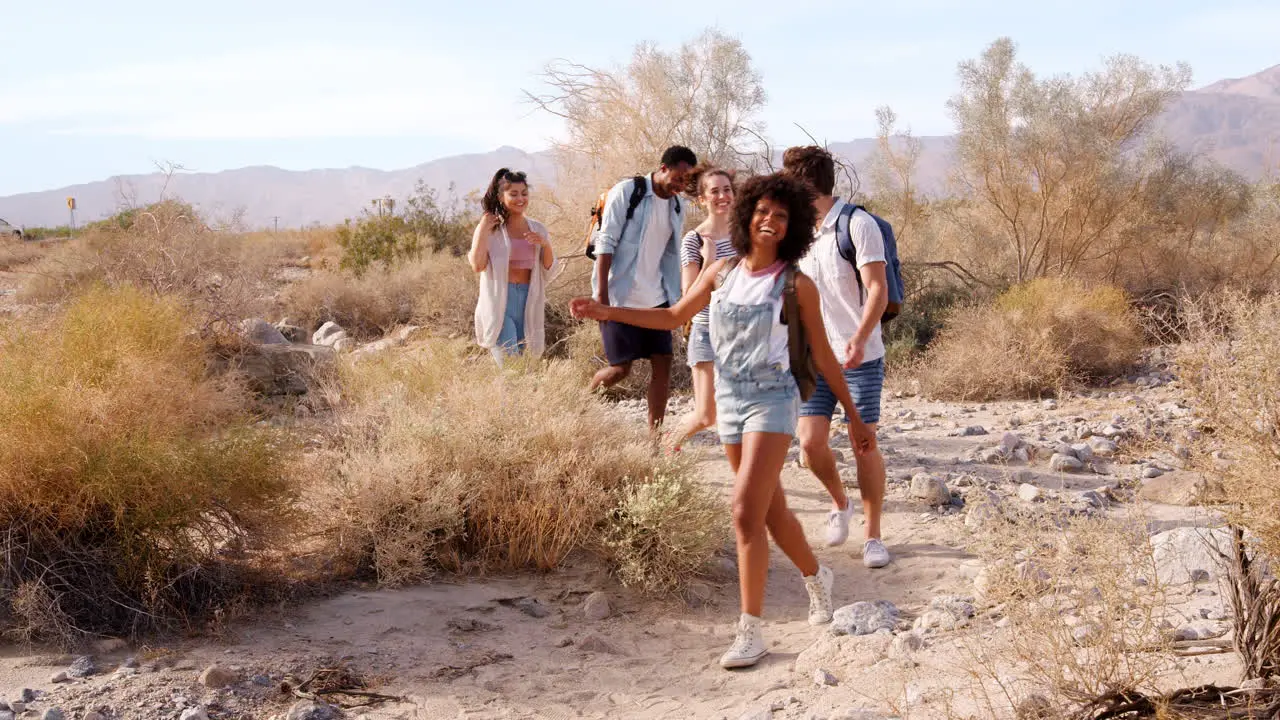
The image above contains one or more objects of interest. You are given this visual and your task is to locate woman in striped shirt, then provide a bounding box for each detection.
[671,166,738,451]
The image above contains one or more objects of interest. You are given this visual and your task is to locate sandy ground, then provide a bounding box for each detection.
[0,378,1247,720]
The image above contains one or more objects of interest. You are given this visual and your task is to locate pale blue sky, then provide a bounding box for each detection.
[2,0,1278,196]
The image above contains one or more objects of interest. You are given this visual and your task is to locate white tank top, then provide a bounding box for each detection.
[718,262,790,369]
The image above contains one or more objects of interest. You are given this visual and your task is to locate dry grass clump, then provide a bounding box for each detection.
[318,341,723,590]
[918,278,1142,401]
[955,506,1177,718]
[19,201,272,326]
[602,473,728,592]
[0,286,296,643]
[280,252,474,340]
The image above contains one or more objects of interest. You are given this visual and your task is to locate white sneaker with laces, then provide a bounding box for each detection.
[804,565,835,625]
[720,614,768,669]
[863,538,891,569]
[825,502,856,547]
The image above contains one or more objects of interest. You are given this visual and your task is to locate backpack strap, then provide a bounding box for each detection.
[624,175,647,221]
[835,202,867,300]
[713,256,740,291]
[779,265,817,401]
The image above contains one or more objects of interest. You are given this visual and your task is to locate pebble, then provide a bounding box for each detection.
[1017,484,1044,503]
[1050,453,1085,473]
[814,668,839,687]
[179,709,210,720]
[583,591,612,621]
[198,664,239,688]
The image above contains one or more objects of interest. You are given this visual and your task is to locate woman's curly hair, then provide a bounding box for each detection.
[730,173,817,264]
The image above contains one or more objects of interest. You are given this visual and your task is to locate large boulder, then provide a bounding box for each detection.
[1150,526,1233,586]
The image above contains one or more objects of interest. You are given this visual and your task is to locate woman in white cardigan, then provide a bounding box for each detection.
[468,168,559,363]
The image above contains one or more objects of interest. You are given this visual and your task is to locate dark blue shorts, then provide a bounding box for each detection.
[601,303,673,365]
[799,357,884,425]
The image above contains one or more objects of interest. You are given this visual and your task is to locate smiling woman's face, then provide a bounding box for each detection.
[749,195,789,251]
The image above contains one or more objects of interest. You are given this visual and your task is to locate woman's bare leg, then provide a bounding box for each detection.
[672,362,717,449]
[724,432,794,617]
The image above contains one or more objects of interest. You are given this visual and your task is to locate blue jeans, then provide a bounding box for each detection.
[497,282,529,355]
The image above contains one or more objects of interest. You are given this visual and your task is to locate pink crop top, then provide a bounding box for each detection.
[507,228,537,270]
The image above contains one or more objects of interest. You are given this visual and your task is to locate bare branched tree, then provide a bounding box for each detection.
[524,29,769,253]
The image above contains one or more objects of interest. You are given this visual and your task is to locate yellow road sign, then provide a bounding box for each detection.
[67,197,76,211]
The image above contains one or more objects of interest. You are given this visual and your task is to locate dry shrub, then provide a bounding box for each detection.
[1177,293,1280,680]
[603,473,728,592]
[919,278,1142,401]
[19,201,271,325]
[281,253,474,340]
[0,286,295,642]
[1177,293,1280,560]
[0,237,50,271]
[956,506,1176,718]
[320,341,723,591]
[562,319,693,397]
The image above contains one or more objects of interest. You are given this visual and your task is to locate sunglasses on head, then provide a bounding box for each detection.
[502,171,527,182]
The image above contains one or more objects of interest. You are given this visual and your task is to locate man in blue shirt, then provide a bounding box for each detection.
[589,145,697,431]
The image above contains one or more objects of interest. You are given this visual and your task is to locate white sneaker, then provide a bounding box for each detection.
[863,538,891,569]
[825,502,856,547]
[720,614,767,669]
[804,565,835,625]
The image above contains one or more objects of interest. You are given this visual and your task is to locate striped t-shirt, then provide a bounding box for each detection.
[680,230,736,324]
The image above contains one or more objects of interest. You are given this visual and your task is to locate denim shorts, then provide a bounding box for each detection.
[686,322,714,366]
[799,357,884,425]
[716,373,800,446]
[496,282,529,355]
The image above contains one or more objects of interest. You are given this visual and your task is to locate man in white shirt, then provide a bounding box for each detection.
[590,146,697,431]
[783,145,892,569]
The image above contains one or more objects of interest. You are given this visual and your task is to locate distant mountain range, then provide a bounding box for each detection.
[2,65,1277,230]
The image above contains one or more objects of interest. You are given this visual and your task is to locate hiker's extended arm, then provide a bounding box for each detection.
[799,275,877,455]
[846,261,887,368]
[572,258,725,330]
[467,214,501,273]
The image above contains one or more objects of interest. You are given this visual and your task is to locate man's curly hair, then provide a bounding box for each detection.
[730,173,817,264]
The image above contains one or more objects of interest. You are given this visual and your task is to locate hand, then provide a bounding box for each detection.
[848,420,878,457]
[524,230,544,247]
[843,338,867,369]
[570,297,610,321]
[481,212,502,231]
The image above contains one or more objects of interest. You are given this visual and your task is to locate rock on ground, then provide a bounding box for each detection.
[199,664,239,688]
[831,600,899,636]
[1138,471,1224,506]
[583,591,611,621]
[909,474,950,506]
[240,318,289,345]
[286,701,339,720]
[227,344,336,396]
[1150,526,1233,585]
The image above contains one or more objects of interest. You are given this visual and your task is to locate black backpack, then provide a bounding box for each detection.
[584,176,680,260]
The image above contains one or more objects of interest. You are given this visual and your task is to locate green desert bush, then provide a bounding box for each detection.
[319,341,724,591]
[918,277,1142,401]
[0,286,295,643]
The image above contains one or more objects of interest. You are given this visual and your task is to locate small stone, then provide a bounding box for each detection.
[50,671,68,683]
[814,668,839,686]
[831,600,899,636]
[1089,437,1119,457]
[9,702,24,714]
[1017,484,1043,503]
[839,466,860,488]
[240,318,289,345]
[962,425,988,436]
[577,633,624,655]
[511,597,551,618]
[684,581,714,608]
[41,710,65,720]
[1050,453,1085,473]
[286,700,339,720]
[122,656,139,669]
[67,655,96,679]
[1070,443,1095,463]
[198,664,239,688]
[910,473,951,506]
[1142,466,1164,479]
[1102,425,1123,438]
[1042,399,1058,410]
[179,710,209,720]
[890,631,926,658]
[583,592,611,621]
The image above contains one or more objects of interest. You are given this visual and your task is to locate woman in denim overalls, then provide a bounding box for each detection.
[571,174,876,669]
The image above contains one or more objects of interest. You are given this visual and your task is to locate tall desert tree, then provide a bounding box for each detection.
[944,38,1192,283]
[525,29,768,257]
